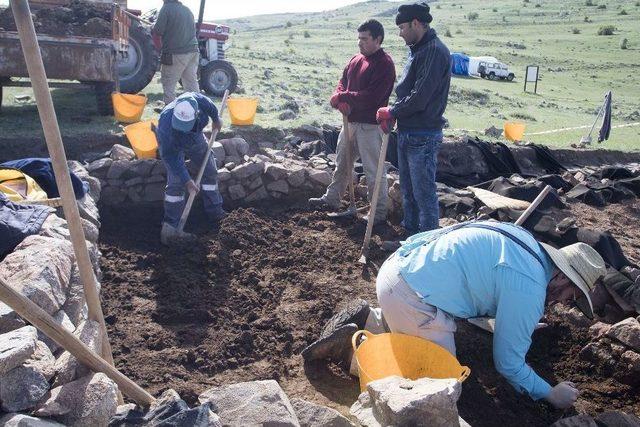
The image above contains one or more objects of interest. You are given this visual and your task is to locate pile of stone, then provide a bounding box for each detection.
[0,164,120,426]
[580,316,640,386]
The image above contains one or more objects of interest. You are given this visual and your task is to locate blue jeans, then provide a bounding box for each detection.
[163,133,224,227]
[397,130,442,233]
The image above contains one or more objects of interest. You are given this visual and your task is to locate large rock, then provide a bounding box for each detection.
[266,180,290,195]
[27,340,56,381]
[61,267,88,327]
[38,310,75,353]
[265,163,289,181]
[291,398,354,427]
[287,167,306,188]
[54,320,102,386]
[0,364,50,412]
[212,141,226,164]
[198,379,300,426]
[230,161,262,181]
[550,414,598,427]
[87,157,113,178]
[35,373,119,427]
[0,413,65,426]
[110,144,136,161]
[0,325,38,375]
[0,235,73,314]
[220,137,250,158]
[606,317,640,351]
[596,411,640,427]
[0,302,26,334]
[227,184,246,201]
[351,376,461,427]
[245,186,269,203]
[308,169,332,187]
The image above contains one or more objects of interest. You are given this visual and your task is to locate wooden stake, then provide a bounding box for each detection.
[9,0,120,401]
[514,185,552,226]
[177,90,229,232]
[0,275,155,407]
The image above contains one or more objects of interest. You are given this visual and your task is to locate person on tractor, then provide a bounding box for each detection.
[152,0,200,105]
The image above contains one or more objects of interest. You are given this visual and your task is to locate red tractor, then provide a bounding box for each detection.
[117,0,238,97]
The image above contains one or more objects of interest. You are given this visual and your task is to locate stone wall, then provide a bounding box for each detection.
[0,164,119,426]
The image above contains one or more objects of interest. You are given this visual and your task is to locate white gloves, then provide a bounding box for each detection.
[546,381,579,409]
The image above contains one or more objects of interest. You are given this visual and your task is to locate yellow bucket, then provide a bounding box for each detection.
[112,92,147,123]
[352,330,471,392]
[124,120,158,159]
[227,97,258,125]
[503,122,526,142]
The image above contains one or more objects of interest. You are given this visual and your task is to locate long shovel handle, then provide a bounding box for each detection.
[514,184,551,226]
[359,131,389,262]
[177,90,229,232]
[343,115,356,209]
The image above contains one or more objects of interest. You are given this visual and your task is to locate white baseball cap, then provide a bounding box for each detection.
[171,95,198,132]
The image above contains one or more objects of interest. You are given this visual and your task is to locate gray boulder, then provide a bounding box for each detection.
[0,364,50,412]
[308,169,332,187]
[606,317,640,351]
[61,267,88,327]
[38,310,75,354]
[0,302,26,334]
[291,398,354,427]
[350,376,462,427]
[198,379,300,426]
[35,373,119,427]
[0,325,38,375]
[266,180,290,195]
[54,320,103,386]
[0,413,65,426]
[110,144,136,161]
[230,161,262,181]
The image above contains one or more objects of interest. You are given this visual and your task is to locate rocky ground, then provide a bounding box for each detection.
[99,198,640,426]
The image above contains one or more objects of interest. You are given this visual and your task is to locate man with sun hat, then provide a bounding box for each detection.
[155,92,226,244]
[372,220,607,409]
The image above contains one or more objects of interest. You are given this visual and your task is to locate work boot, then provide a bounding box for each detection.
[362,213,386,226]
[160,223,196,245]
[308,196,340,210]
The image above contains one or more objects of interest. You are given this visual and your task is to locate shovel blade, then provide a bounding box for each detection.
[327,206,357,218]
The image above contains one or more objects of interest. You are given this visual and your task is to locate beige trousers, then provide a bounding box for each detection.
[324,122,388,221]
[160,51,200,105]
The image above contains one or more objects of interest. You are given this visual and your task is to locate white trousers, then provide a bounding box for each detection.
[375,253,458,356]
[160,51,200,105]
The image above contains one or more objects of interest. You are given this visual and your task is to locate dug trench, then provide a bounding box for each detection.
[99,200,640,426]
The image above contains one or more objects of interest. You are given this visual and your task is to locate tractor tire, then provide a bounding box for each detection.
[117,20,158,94]
[507,73,515,81]
[200,60,238,97]
[488,72,496,80]
[94,81,115,116]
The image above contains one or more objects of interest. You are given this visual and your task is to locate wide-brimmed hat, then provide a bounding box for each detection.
[539,242,606,318]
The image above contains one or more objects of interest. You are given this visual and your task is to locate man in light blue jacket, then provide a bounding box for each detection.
[376,221,606,409]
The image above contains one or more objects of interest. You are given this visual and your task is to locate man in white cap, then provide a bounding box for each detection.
[373,220,607,409]
[155,92,225,244]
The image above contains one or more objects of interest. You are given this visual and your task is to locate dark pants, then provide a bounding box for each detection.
[397,130,442,233]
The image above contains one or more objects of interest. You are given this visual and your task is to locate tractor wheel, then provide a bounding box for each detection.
[200,60,238,97]
[117,20,158,94]
[94,81,115,116]
[507,73,515,81]
[488,72,496,80]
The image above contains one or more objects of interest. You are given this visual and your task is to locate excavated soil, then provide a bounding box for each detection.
[99,202,640,426]
[0,1,111,38]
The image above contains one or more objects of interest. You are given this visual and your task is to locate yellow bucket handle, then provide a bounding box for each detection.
[351,329,374,352]
[458,366,471,382]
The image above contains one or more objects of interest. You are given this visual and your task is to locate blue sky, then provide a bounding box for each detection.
[127,0,375,20]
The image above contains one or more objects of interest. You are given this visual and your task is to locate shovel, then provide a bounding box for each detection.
[328,115,357,219]
[358,130,389,264]
[177,90,229,232]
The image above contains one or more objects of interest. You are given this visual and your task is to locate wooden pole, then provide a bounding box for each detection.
[358,131,389,264]
[0,275,155,407]
[343,115,356,212]
[177,90,229,232]
[9,0,118,391]
[514,184,552,226]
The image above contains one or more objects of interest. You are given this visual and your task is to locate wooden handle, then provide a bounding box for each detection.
[0,275,155,407]
[359,131,390,260]
[10,0,118,390]
[514,185,552,226]
[177,90,229,232]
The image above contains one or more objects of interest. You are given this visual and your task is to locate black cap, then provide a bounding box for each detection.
[396,2,433,25]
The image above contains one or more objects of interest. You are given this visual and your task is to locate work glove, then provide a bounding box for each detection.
[545,381,579,409]
[376,107,396,134]
[337,102,351,116]
[330,92,342,109]
[186,179,200,196]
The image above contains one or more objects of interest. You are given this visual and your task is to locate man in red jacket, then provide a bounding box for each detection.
[309,19,396,225]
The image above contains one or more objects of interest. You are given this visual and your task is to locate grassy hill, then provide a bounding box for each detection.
[0,0,638,150]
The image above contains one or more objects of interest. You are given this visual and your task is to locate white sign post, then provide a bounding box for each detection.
[524,65,539,94]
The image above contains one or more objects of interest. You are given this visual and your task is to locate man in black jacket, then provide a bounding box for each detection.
[377,3,451,233]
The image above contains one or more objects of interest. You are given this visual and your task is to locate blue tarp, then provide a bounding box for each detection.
[450,52,470,76]
[0,192,52,259]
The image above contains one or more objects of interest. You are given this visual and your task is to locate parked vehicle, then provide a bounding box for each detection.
[467,56,515,81]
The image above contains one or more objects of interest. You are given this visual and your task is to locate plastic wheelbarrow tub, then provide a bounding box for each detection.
[352,330,471,392]
[124,120,158,159]
[227,97,258,126]
[112,92,147,124]
[503,121,526,142]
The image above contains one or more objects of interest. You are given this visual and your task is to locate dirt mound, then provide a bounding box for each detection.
[99,203,640,424]
[0,1,111,38]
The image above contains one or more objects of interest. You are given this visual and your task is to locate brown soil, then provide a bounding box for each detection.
[99,202,640,426]
[0,1,111,38]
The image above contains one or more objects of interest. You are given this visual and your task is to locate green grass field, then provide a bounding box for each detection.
[1,0,639,150]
